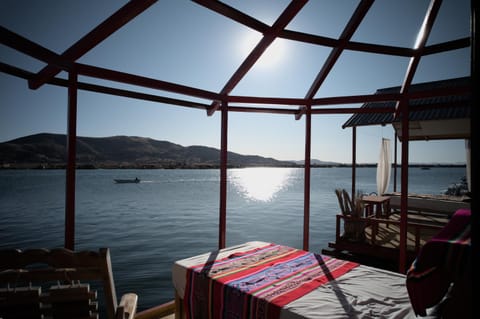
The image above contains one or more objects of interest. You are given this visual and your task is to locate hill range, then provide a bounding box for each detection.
[0,133,304,169]
[1,133,463,169]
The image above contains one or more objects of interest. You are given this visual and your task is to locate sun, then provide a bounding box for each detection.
[238,31,286,69]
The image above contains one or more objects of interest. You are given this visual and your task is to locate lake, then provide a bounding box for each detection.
[0,166,466,311]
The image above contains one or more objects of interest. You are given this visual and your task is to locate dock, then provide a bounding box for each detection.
[322,193,470,272]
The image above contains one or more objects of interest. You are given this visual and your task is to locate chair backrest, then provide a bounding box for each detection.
[335,188,354,215]
[0,248,118,319]
[335,189,346,214]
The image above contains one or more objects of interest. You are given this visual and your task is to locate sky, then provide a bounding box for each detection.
[0,0,472,164]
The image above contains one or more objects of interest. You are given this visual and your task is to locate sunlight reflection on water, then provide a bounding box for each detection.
[229,167,296,202]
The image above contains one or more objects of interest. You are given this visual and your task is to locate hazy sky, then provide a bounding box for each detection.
[0,0,471,163]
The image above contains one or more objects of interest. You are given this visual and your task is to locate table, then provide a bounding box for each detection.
[172,241,416,319]
[361,195,391,218]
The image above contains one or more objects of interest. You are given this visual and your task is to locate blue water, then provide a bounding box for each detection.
[0,166,466,311]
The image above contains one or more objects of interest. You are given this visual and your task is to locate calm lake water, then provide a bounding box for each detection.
[0,166,466,312]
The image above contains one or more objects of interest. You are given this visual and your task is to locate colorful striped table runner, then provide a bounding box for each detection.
[184,243,359,319]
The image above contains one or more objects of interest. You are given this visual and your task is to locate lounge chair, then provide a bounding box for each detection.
[0,248,137,319]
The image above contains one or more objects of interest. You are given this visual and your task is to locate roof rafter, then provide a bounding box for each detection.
[201,0,308,116]
[0,62,211,110]
[28,0,158,90]
[296,0,374,120]
[75,62,223,102]
[0,1,471,120]
[192,0,269,33]
[422,37,471,55]
[0,26,72,71]
[394,0,443,118]
[195,0,466,59]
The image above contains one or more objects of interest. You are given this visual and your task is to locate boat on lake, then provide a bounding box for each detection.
[114,178,140,184]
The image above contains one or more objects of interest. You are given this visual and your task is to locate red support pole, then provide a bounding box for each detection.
[65,71,77,250]
[470,0,478,310]
[351,127,357,201]
[399,101,409,273]
[303,105,311,251]
[396,0,441,273]
[394,132,398,193]
[218,101,228,249]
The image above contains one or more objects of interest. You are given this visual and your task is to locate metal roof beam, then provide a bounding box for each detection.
[312,107,394,115]
[75,63,222,102]
[394,0,443,118]
[227,95,308,106]
[296,0,374,120]
[423,37,471,55]
[192,0,269,33]
[192,1,469,62]
[227,106,298,115]
[312,93,401,106]
[28,0,157,90]
[0,62,210,110]
[0,26,72,71]
[205,0,308,116]
[281,29,413,57]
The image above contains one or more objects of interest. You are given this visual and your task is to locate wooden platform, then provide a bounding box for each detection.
[387,192,470,217]
[322,212,448,272]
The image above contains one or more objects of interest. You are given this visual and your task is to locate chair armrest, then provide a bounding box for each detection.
[116,293,138,319]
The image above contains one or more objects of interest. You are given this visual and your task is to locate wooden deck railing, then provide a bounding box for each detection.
[335,214,445,254]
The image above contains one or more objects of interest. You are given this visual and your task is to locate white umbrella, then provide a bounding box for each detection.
[376,138,391,195]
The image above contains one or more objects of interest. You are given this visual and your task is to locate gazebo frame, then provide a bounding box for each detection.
[0,0,477,274]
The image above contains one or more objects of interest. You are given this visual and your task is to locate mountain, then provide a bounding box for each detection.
[0,133,298,169]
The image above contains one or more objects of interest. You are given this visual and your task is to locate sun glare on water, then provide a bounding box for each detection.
[229,167,295,202]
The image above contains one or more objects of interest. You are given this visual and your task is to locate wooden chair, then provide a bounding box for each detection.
[0,248,137,319]
[335,188,375,218]
[335,189,372,242]
[335,188,352,216]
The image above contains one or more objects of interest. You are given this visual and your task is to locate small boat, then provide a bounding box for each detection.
[114,178,140,184]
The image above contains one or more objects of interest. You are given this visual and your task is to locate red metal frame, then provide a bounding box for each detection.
[28,0,157,90]
[0,0,474,274]
[395,0,442,273]
[298,0,374,120]
[303,105,311,250]
[65,71,78,250]
[219,102,228,249]
[204,0,307,115]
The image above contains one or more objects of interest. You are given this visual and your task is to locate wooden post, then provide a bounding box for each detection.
[218,101,228,249]
[65,71,77,250]
[303,105,311,251]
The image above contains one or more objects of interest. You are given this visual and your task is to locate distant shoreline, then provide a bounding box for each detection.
[0,163,467,170]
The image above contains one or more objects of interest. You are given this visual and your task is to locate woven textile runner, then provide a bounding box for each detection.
[184,243,359,319]
[406,209,471,316]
